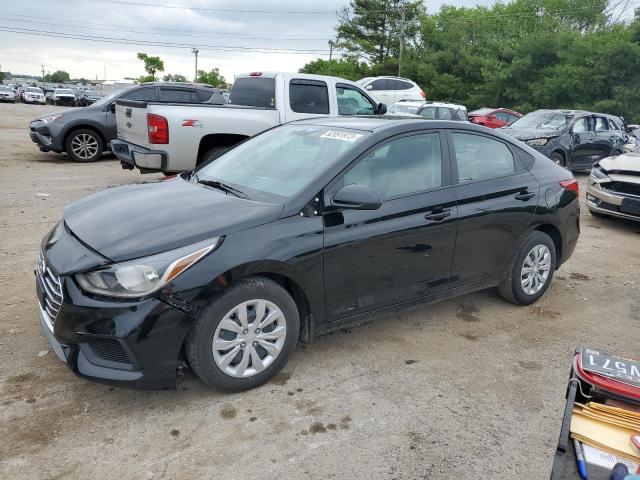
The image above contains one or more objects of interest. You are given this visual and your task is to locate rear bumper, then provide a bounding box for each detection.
[111,139,168,172]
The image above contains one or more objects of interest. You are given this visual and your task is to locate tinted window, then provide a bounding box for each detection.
[608,118,621,131]
[229,76,276,108]
[418,106,437,119]
[594,117,608,131]
[196,89,218,102]
[343,133,442,199]
[572,118,589,133]
[120,87,156,102]
[387,79,413,90]
[158,88,197,103]
[369,79,389,91]
[336,87,375,115]
[452,133,515,183]
[438,107,453,120]
[289,80,329,114]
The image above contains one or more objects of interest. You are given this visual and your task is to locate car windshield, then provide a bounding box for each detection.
[469,108,495,116]
[389,103,419,114]
[26,87,42,93]
[56,89,74,95]
[90,90,123,107]
[510,111,568,130]
[0,86,10,91]
[195,124,370,202]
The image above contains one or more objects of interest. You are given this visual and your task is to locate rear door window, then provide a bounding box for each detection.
[572,118,589,133]
[368,79,389,91]
[158,88,198,103]
[289,79,329,114]
[452,133,516,183]
[229,76,276,108]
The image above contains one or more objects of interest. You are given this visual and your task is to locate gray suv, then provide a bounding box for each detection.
[29,83,226,162]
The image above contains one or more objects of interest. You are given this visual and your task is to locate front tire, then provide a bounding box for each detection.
[498,231,556,305]
[185,277,299,391]
[551,151,566,167]
[65,129,104,162]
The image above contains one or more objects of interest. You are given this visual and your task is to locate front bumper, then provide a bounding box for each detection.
[36,267,194,390]
[586,176,640,222]
[111,139,168,172]
[30,131,53,150]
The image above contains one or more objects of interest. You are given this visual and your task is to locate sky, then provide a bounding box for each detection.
[0,0,498,82]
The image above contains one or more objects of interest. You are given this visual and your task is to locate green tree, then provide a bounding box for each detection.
[196,68,226,88]
[336,0,424,64]
[46,70,71,83]
[137,53,164,81]
[163,73,187,82]
[299,57,370,80]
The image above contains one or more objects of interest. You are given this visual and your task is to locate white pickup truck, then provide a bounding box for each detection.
[111,72,387,173]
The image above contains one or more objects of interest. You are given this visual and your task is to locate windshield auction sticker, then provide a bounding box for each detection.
[319,130,363,142]
[581,347,640,387]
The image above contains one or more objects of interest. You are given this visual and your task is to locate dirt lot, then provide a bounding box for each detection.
[0,102,638,480]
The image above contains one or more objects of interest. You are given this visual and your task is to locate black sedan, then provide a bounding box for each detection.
[36,117,580,391]
[501,109,626,170]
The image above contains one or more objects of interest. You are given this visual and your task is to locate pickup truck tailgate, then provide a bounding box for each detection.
[116,100,149,148]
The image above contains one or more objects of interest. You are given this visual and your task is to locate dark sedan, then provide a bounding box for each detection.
[29,82,227,162]
[501,109,626,170]
[36,117,580,391]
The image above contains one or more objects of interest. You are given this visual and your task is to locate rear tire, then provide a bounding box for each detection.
[498,231,556,305]
[65,129,104,163]
[199,146,229,166]
[185,276,299,391]
[551,151,566,167]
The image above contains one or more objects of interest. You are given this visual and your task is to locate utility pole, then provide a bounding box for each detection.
[192,48,199,83]
[41,64,46,87]
[398,6,405,77]
[328,40,335,76]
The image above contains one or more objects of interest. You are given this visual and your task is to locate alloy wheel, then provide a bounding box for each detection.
[212,299,287,378]
[520,244,552,295]
[70,133,99,160]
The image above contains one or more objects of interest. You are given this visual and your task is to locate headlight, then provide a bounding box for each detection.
[590,164,609,180]
[526,138,549,146]
[40,114,63,124]
[75,237,222,298]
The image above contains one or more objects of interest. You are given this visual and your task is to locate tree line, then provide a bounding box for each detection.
[300,0,640,123]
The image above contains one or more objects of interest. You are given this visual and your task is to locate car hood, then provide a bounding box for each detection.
[500,126,562,141]
[63,177,283,262]
[33,105,103,122]
[599,151,640,174]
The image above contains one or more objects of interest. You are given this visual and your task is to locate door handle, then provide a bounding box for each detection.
[425,209,452,221]
[514,191,536,201]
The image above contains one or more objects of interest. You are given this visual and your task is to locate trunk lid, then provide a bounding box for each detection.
[116,100,150,148]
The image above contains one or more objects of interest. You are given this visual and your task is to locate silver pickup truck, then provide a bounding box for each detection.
[112,72,387,174]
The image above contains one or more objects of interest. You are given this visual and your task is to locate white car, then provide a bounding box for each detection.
[387,100,468,121]
[357,76,424,106]
[0,85,16,102]
[22,86,46,104]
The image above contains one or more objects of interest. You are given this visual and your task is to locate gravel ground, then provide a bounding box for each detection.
[0,102,639,480]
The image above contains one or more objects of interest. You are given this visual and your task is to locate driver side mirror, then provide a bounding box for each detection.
[365,84,373,90]
[331,184,382,210]
[109,103,116,113]
[375,103,387,115]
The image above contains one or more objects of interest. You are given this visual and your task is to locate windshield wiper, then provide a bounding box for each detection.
[196,177,248,199]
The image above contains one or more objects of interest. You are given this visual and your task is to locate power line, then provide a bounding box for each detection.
[1,12,334,39]
[0,26,338,55]
[84,0,340,14]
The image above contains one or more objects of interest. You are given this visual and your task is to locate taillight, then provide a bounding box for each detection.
[147,114,168,144]
[419,89,426,99]
[560,179,579,195]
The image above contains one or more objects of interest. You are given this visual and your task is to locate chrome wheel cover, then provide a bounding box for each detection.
[212,299,287,378]
[70,133,99,159]
[521,244,552,295]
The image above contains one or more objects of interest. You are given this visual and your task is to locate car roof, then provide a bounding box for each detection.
[290,115,471,133]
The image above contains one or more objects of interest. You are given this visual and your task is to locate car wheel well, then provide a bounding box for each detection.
[197,134,248,165]
[534,224,562,268]
[63,126,106,151]
[551,149,566,161]
[249,273,312,344]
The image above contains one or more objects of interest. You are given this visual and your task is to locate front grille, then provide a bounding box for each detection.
[604,181,640,199]
[37,252,63,326]
[87,339,132,365]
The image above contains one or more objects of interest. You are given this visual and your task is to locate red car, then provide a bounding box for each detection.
[468,108,523,128]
